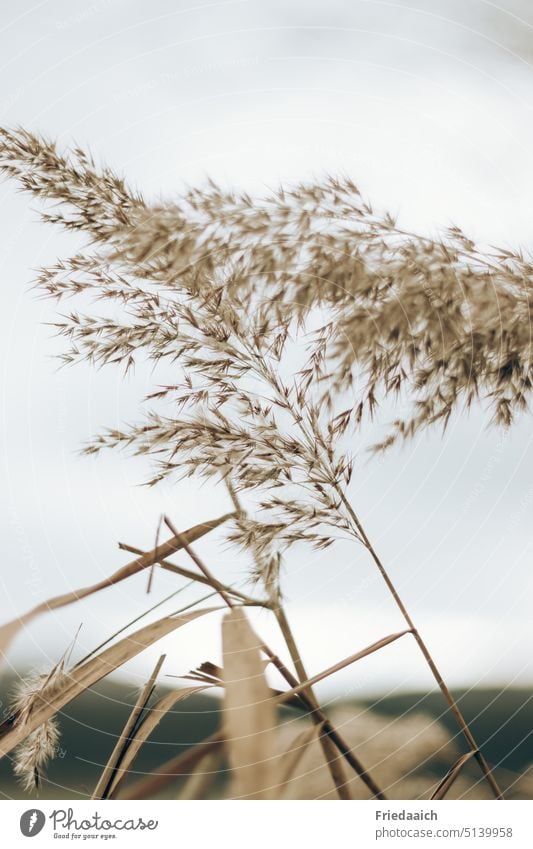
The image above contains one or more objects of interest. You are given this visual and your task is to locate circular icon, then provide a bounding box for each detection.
[20,810,46,837]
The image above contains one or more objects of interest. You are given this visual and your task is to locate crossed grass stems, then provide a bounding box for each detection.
[0,500,502,801]
[161,506,503,801]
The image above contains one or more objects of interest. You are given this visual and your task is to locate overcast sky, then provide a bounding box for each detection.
[1,0,533,703]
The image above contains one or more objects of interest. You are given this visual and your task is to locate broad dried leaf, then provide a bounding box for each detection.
[222,607,278,799]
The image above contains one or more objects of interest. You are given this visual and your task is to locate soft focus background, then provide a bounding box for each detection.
[1,0,533,716]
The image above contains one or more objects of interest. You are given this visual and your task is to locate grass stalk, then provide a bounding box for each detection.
[337,489,503,799]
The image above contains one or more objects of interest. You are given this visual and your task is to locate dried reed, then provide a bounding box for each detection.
[0,126,514,799]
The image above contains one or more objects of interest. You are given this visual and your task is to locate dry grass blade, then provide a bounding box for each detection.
[123,731,224,800]
[92,654,166,800]
[431,751,478,800]
[0,621,25,670]
[275,629,412,702]
[0,607,219,759]
[107,685,211,798]
[178,749,222,800]
[277,724,319,799]
[11,658,67,791]
[222,607,279,799]
[0,513,233,668]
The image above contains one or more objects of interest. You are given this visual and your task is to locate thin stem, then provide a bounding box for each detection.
[262,640,386,799]
[163,515,235,608]
[270,605,386,800]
